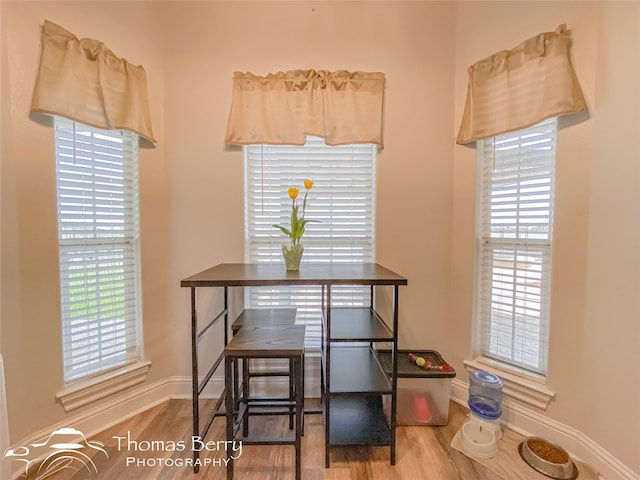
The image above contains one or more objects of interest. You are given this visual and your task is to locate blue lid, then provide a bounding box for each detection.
[470,370,503,389]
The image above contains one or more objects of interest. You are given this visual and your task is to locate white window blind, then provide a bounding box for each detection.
[245,136,377,350]
[475,118,557,375]
[54,117,142,382]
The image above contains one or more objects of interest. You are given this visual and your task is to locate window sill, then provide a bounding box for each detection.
[56,360,152,412]
[463,358,555,410]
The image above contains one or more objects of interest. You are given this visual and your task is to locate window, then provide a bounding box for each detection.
[474,118,557,376]
[245,136,377,350]
[54,118,142,383]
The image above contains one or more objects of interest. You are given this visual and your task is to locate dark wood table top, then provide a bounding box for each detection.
[181,263,408,287]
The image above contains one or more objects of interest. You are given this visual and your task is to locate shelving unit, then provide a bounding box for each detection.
[321,300,402,466]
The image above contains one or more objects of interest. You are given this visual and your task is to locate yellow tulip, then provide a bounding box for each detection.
[288,187,299,200]
[304,179,314,190]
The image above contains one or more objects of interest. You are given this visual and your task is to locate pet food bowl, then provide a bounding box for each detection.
[519,436,578,480]
[460,421,498,458]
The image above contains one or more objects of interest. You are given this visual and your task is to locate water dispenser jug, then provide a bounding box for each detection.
[468,370,503,420]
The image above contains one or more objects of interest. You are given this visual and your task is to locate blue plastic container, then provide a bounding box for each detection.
[468,370,503,420]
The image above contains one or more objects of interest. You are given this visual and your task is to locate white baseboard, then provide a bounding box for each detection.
[451,378,639,480]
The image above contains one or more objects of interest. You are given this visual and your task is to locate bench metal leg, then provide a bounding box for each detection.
[225,357,234,480]
[295,355,303,480]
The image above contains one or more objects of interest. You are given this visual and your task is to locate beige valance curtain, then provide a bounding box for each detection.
[456,24,586,145]
[225,70,385,147]
[31,20,156,146]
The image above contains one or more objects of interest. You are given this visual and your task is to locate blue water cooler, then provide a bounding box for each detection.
[467,370,503,439]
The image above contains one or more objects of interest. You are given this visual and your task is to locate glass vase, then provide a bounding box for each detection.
[282,243,304,271]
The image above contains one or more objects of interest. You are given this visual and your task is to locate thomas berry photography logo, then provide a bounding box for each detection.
[4,428,243,477]
[4,427,108,479]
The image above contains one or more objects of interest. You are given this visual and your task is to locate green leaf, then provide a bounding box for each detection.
[301,219,320,224]
[272,224,291,237]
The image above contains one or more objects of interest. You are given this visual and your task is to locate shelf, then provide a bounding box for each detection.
[328,347,392,394]
[328,396,391,446]
[324,307,393,342]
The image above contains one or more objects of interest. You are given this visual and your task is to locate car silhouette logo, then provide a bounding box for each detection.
[4,427,107,479]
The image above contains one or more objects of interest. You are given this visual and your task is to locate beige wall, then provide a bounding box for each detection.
[583,1,640,470]
[452,1,640,473]
[1,0,638,475]
[163,0,457,377]
[0,1,171,441]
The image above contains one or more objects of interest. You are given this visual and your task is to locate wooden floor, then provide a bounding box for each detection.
[26,399,502,480]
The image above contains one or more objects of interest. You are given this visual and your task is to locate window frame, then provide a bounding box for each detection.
[53,117,144,387]
[472,118,558,379]
[243,136,378,351]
